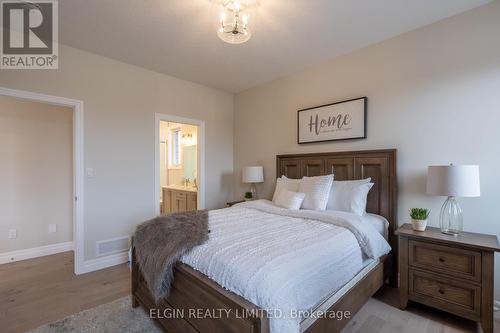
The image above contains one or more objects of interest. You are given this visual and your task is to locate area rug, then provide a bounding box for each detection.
[27,296,163,333]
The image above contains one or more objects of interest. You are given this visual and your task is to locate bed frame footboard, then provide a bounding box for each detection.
[132,246,386,333]
[131,246,270,333]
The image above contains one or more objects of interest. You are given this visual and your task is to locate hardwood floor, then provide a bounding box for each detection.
[0,251,129,333]
[0,251,497,333]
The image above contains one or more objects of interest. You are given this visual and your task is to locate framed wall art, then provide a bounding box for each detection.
[297,97,367,144]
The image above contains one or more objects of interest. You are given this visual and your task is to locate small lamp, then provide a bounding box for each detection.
[242,166,264,199]
[426,164,480,235]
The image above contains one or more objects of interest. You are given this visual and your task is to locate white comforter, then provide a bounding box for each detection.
[181,200,391,333]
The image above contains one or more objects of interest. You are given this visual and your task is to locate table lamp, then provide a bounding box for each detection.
[242,166,264,200]
[426,164,480,235]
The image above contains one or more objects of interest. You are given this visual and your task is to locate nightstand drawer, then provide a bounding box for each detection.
[409,269,480,320]
[409,240,481,282]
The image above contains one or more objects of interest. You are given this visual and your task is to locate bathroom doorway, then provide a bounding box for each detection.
[155,114,205,215]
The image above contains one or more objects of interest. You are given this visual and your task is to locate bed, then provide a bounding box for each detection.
[132,149,397,333]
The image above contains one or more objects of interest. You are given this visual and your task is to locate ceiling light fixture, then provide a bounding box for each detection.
[216,0,257,44]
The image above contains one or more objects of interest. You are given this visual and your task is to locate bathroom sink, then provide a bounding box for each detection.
[164,185,197,193]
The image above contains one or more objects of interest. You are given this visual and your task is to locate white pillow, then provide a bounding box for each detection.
[327,178,373,216]
[298,175,334,210]
[272,176,300,202]
[274,189,306,210]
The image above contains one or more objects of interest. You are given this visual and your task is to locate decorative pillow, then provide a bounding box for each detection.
[272,176,300,202]
[298,175,334,210]
[274,189,306,210]
[326,178,373,216]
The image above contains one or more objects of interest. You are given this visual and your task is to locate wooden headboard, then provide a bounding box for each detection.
[276,149,398,283]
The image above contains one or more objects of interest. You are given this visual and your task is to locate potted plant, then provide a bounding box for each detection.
[410,208,430,231]
[244,192,253,201]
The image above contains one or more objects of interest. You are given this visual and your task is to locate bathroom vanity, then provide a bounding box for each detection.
[162,185,198,213]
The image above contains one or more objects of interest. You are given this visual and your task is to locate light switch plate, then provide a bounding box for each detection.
[48,224,57,233]
[8,229,17,239]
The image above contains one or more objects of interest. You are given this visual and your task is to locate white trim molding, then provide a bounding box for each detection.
[0,242,74,265]
[78,251,129,274]
[0,87,85,274]
[154,113,206,215]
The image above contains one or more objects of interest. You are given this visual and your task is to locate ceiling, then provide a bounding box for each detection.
[59,0,491,93]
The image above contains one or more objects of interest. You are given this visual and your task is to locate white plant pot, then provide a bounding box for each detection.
[411,219,428,232]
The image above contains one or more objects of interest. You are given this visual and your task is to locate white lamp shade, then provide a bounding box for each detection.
[426,165,480,197]
[242,166,264,183]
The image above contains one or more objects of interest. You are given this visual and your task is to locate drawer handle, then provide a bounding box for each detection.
[438,288,445,295]
[438,257,445,263]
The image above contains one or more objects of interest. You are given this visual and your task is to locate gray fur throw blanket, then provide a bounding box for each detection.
[133,210,209,303]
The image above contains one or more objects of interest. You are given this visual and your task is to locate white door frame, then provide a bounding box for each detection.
[155,113,206,214]
[0,87,85,274]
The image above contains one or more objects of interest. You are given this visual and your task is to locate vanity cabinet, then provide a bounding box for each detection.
[162,187,197,214]
[187,192,197,211]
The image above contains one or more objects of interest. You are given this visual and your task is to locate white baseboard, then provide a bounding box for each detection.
[0,241,74,264]
[0,242,128,274]
[76,250,129,275]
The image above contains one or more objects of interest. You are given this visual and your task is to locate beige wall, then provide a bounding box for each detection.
[234,2,500,295]
[0,96,73,252]
[0,44,234,260]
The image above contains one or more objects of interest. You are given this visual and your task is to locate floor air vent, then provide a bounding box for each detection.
[96,237,130,256]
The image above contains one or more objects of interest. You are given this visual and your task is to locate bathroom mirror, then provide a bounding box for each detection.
[183,145,197,182]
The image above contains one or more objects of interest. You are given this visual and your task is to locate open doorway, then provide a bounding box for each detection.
[0,87,84,274]
[155,114,205,215]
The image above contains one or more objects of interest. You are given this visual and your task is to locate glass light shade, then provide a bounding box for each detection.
[218,0,259,11]
[181,133,196,146]
[217,24,251,44]
[216,0,253,44]
[439,196,463,235]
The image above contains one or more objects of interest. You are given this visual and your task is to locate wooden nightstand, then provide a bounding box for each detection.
[397,224,500,333]
[226,200,245,207]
